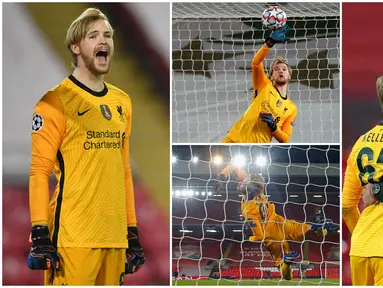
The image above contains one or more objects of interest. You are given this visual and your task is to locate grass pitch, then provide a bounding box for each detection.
[172,278,340,286]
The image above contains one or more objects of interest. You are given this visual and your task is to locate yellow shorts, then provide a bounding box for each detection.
[44,247,126,286]
[350,256,383,286]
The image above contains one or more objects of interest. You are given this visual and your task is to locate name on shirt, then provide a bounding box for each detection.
[362,132,383,142]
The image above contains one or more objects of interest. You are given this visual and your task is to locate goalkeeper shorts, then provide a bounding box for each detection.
[44,247,125,286]
[350,256,383,286]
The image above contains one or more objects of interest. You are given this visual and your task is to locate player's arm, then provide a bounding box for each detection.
[252,25,290,93]
[124,98,145,274]
[29,91,65,225]
[342,154,363,234]
[273,106,296,143]
[252,45,270,92]
[28,91,65,271]
[214,164,248,192]
[246,216,265,242]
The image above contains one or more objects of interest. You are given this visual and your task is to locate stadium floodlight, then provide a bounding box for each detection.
[206,229,217,233]
[255,155,267,167]
[175,190,181,197]
[192,156,198,163]
[182,190,187,197]
[172,156,177,163]
[201,192,206,196]
[207,192,212,196]
[233,230,242,232]
[233,155,246,168]
[213,155,222,165]
[313,195,323,198]
[179,229,193,233]
[195,191,199,196]
[187,190,194,197]
[290,195,299,198]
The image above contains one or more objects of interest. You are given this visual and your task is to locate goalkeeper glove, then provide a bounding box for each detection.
[371,182,383,202]
[28,225,60,271]
[259,112,279,132]
[311,218,338,233]
[265,25,290,48]
[214,174,227,193]
[126,227,145,274]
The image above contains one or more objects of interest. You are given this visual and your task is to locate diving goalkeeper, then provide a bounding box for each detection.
[222,25,297,143]
[214,164,337,280]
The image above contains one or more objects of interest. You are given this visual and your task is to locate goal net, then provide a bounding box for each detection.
[172,145,340,285]
[172,3,340,143]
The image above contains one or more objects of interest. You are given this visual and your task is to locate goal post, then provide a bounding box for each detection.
[172,2,340,143]
[172,145,340,285]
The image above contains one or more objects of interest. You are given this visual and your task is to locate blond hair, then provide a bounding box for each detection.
[377,75,383,111]
[269,56,292,80]
[65,8,112,67]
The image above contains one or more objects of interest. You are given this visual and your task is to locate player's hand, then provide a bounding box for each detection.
[259,112,278,132]
[126,227,145,274]
[214,174,227,193]
[311,219,338,235]
[28,225,60,271]
[265,25,290,47]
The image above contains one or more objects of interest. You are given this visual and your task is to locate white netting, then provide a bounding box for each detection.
[172,2,340,143]
[172,145,340,285]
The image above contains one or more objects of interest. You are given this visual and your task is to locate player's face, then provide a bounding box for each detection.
[78,20,114,75]
[271,63,290,86]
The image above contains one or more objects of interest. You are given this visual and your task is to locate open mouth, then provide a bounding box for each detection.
[95,49,108,62]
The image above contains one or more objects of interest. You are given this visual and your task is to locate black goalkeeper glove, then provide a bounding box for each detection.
[259,112,279,132]
[125,227,145,274]
[27,225,60,271]
[371,182,383,202]
[265,25,290,48]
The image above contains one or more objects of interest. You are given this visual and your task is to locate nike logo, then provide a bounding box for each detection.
[78,109,91,116]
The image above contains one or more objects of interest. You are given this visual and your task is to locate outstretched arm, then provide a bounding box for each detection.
[218,164,248,181]
[252,45,270,92]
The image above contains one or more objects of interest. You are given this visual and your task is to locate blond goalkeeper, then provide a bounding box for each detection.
[222,25,297,143]
[215,164,337,280]
[342,76,383,286]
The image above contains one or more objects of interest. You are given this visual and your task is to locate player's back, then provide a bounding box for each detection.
[348,123,383,257]
[241,194,276,223]
[228,79,296,143]
[33,76,131,248]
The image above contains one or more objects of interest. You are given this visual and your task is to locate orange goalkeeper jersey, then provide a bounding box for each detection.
[342,123,383,257]
[227,45,297,143]
[29,75,136,248]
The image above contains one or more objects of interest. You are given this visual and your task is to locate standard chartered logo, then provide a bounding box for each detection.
[84,130,124,150]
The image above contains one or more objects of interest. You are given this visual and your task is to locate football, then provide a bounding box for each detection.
[262,6,287,30]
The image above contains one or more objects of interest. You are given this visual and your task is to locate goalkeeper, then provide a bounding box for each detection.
[214,164,337,280]
[342,76,383,286]
[28,8,144,285]
[222,25,297,143]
